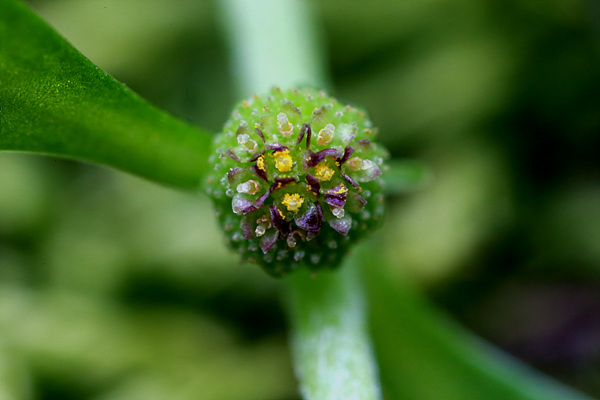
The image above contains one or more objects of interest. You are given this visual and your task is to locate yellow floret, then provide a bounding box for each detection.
[256,155,266,171]
[332,183,348,195]
[274,150,293,172]
[315,163,335,181]
[282,193,304,213]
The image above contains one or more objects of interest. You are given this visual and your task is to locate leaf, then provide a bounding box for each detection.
[0,0,213,190]
[359,243,597,400]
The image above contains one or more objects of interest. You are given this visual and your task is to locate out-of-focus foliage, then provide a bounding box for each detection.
[1,0,599,398]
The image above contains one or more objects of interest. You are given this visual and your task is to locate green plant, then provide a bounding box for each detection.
[206,87,387,277]
[1,0,598,399]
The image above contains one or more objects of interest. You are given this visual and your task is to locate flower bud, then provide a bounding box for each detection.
[205,88,388,277]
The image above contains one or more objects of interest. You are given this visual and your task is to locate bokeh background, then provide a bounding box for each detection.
[1,0,599,399]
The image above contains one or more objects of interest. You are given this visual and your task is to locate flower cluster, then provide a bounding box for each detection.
[206,88,387,277]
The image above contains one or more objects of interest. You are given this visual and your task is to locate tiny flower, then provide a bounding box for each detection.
[206,87,388,277]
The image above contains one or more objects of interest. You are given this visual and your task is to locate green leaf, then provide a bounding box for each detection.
[0,0,213,190]
[360,244,596,400]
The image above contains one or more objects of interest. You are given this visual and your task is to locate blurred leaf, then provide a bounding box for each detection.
[0,286,295,400]
[0,0,213,190]
[361,244,596,400]
[384,159,431,195]
[0,344,32,400]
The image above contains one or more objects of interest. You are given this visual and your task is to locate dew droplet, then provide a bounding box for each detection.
[255,225,266,237]
[277,112,293,137]
[317,124,335,145]
[287,235,297,248]
[361,159,375,170]
[332,207,345,218]
[236,180,261,194]
[237,134,258,152]
[232,195,247,214]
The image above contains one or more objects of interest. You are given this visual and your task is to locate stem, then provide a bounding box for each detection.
[219,1,382,398]
[220,0,328,96]
[286,259,381,400]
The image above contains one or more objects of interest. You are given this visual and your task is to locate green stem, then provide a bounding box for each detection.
[287,260,382,400]
[219,1,382,398]
[220,0,328,96]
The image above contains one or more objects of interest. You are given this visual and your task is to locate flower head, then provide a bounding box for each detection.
[206,88,387,277]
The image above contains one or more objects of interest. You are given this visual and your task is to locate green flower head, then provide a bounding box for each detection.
[206,88,387,277]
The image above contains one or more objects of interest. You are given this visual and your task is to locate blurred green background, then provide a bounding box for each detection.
[1,0,599,399]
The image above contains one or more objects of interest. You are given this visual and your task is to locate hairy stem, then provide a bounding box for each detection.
[287,259,382,400]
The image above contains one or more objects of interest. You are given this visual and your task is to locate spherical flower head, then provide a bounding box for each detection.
[205,88,388,277]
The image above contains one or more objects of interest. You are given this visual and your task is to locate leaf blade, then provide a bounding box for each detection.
[0,0,213,190]
[361,245,597,400]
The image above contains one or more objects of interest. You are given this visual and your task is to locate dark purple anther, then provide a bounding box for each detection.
[249,150,265,162]
[324,195,346,208]
[224,149,242,163]
[324,184,348,208]
[254,128,265,143]
[304,150,316,169]
[273,177,298,189]
[266,143,289,152]
[305,174,321,195]
[341,171,360,189]
[306,148,342,168]
[296,123,307,146]
[242,190,271,215]
[227,167,245,184]
[339,146,355,165]
[251,164,269,182]
[296,204,322,233]
[270,205,290,233]
[260,230,279,253]
[233,197,254,214]
[328,216,351,236]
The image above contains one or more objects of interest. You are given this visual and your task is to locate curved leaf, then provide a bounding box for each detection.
[360,243,596,400]
[0,0,213,190]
